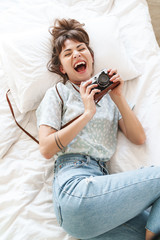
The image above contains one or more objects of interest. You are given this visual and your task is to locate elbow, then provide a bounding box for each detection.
[135,133,146,145]
[136,138,146,145]
[128,132,146,145]
[40,146,53,159]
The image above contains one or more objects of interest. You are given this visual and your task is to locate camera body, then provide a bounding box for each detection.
[90,69,113,90]
[90,69,120,101]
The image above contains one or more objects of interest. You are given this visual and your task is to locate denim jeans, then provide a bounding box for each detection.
[53,154,160,240]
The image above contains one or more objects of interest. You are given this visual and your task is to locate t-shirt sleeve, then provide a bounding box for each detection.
[36,86,62,130]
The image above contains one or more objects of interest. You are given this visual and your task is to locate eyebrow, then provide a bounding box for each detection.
[63,43,85,53]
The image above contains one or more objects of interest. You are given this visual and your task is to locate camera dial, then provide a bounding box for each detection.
[91,69,112,91]
[97,71,110,88]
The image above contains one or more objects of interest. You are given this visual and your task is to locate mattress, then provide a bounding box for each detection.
[0,0,160,239]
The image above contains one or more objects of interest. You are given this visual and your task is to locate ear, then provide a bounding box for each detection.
[59,65,66,74]
[91,53,94,64]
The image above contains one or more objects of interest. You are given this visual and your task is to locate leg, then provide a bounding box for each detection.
[53,158,160,239]
[84,211,148,240]
[146,229,156,240]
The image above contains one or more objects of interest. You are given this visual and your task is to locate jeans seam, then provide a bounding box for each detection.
[123,222,143,234]
[59,177,160,199]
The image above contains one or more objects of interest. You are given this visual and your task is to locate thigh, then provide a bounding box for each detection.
[54,165,160,239]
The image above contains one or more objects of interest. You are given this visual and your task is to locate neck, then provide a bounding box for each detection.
[70,80,81,86]
[69,81,80,93]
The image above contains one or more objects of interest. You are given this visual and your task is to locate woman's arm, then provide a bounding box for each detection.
[108,69,146,145]
[116,96,146,145]
[39,80,100,159]
[39,112,92,159]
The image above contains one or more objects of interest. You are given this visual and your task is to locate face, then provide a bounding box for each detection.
[59,39,94,85]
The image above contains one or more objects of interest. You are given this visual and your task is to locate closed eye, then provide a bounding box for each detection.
[64,46,86,57]
[64,52,71,57]
[79,48,85,51]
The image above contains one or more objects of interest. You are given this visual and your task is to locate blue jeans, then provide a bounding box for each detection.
[53,154,160,239]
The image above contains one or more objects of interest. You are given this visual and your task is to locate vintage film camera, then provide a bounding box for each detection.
[90,69,120,102]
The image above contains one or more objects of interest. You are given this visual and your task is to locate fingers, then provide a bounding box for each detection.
[86,84,101,95]
[108,69,123,84]
[110,73,121,83]
[90,88,101,98]
[108,68,117,76]
[80,80,100,96]
[80,80,92,94]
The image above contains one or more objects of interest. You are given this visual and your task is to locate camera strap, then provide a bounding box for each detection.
[6,85,81,144]
[6,80,120,144]
[55,84,82,129]
[6,89,39,144]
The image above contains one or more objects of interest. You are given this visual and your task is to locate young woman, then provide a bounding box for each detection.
[36,18,160,240]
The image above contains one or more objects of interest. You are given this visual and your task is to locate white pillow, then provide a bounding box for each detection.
[55,0,114,14]
[0,15,140,113]
[84,16,140,79]
[0,29,62,114]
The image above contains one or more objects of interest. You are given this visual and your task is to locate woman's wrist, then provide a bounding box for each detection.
[110,93,124,106]
[83,110,95,122]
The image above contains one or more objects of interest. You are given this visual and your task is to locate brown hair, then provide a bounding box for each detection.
[47,18,94,83]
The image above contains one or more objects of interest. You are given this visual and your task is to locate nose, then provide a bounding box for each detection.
[73,50,81,59]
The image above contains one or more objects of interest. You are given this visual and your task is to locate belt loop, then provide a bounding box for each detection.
[98,160,108,175]
[86,155,90,164]
[54,160,57,174]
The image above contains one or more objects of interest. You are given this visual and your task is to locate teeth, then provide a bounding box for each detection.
[74,61,85,68]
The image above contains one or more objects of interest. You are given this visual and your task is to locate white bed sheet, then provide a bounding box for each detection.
[0,0,160,240]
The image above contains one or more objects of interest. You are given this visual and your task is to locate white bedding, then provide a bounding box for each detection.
[0,0,160,240]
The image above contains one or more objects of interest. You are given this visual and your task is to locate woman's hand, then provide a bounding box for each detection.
[80,80,100,119]
[108,69,124,102]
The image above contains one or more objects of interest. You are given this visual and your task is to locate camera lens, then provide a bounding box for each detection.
[97,72,110,87]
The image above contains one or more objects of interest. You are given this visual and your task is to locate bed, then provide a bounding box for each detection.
[0,0,160,239]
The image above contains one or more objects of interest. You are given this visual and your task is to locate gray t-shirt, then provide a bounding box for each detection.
[36,81,132,161]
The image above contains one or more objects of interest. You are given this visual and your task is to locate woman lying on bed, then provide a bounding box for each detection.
[36,18,160,240]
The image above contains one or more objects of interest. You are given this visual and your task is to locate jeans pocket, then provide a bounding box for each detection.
[54,201,63,226]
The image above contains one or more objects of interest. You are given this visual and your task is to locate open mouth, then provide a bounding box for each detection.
[74,61,86,72]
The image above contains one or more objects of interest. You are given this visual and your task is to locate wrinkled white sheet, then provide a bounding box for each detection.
[0,0,160,240]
